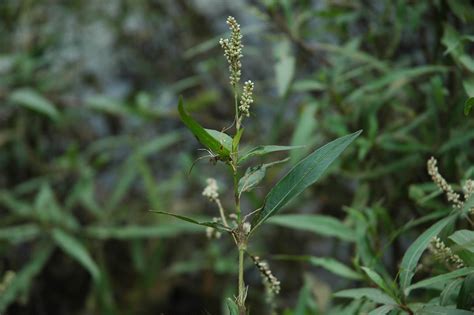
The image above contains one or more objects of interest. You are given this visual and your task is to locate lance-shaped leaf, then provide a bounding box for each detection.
[399,214,457,293]
[239,145,304,164]
[333,288,397,305]
[406,267,474,294]
[149,210,231,232]
[449,229,474,253]
[251,130,361,230]
[177,97,230,158]
[238,158,289,194]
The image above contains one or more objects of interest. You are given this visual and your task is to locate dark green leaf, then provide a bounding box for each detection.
[440,279,463,306]
[251,130,361,230]
[177,96,230,158]
[457,274,474,310]
[464,97,474,116]
[268,214,353,241]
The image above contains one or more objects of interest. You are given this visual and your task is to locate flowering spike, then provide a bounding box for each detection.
[219,16,243,87]
[239,80,254,117]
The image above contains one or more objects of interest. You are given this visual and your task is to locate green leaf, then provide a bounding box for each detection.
[309,257,362,280]
[457,274,474,310]
[440,279,463,306]
[0,243,53,312]
[9,88,60,121]
[268,214,353,241]
[406,267,474,294]
[52,228,100,282]
[85,223,202,240]
[239,145,304,164]
[0,224,41,243]
[368,305,396,315]
[149,210,231,232]
[274,255,362,280]
[464,97,474,116]
[275,40,295,97]
[399,215,457,292]
[251,130,361,230]
[205,129,233,152]
[290,104,318,163]
[233,128,244,152]
[225,298,239,315]
[333,288,397,305]
[361,267,397,298]
[238,159,289,194]
[418,306,473,315]
[449,230,474,253]
[177,96,230,158]
[239,165,267,194]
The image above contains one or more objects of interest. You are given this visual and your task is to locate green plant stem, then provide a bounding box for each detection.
[238,246,246,314]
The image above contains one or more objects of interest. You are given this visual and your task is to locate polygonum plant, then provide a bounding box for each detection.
[152,16,361,314]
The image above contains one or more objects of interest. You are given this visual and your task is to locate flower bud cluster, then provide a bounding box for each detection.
[429,236,465,269]
[219,16,243,87]
[251,255,280,295]
[202,178,219,201]
[427,157,463,208]
[239,80,254,117]
[206,217,222,240]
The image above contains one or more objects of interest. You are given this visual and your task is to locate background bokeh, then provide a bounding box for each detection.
[1,0,474,314]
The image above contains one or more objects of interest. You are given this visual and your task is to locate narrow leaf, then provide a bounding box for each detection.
[368,305,396,315]
[0,243,53,312]
[226,298,239,315]
[361,267,397,298]
[9,88,60,120]
[274,255,362,280]
[52,228,100,281]
[333,288,397,305]
[149,210,231,232]
[239,145,304,164]
[406,267,474,294]
[399,215,457,292]
[268,214,353,241]
[418,306,473,315]
[252,130,361,230]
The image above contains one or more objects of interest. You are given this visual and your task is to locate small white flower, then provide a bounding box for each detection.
[243,222,251,234]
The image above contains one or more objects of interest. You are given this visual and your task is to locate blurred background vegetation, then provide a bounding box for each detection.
[1,0,474,314]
